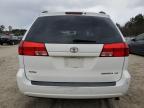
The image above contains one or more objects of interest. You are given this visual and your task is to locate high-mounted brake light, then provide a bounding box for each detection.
[65,12,83,15]
[100,43,129,57]
[18,41,48,56]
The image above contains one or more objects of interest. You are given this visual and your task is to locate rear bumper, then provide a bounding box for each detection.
[17,69,130,99]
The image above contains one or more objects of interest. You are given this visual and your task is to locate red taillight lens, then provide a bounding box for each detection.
[100,43,129,57]
[18,41,48,56]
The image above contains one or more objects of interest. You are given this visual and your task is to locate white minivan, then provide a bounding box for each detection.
[17,12,130,99]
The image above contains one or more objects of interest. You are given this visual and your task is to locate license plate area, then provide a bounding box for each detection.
[64,57,84,68]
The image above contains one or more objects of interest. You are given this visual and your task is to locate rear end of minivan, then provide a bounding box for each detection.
[17,12,130,99]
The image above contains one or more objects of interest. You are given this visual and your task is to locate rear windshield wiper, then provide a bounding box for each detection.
[73,39,96,43]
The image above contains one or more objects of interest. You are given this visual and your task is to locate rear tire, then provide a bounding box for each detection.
[114,97,120,100]
[0,43,3,45]
[11,41,15,45]
[9,41,15,45]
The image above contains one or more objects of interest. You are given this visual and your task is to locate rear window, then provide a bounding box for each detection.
[25,16,123,44]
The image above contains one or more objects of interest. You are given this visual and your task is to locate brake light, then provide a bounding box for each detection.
[65,12,83,15]
[18,41,48,56]
[100,43,129,57]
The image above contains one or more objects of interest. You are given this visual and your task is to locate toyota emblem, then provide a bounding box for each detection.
[70,47,78,53]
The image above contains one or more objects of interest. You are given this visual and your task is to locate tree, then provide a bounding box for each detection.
[12,29,26,36]
[0,25,5,33]
[119,14,144,37]
[8,25,12,32]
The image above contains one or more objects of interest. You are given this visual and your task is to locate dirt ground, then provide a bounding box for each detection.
[0,45,144,108]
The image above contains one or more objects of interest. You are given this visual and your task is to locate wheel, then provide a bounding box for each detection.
[0,43,3,45]
[9,41,15,45]
[114,97,120,100]
[12,41,15,45]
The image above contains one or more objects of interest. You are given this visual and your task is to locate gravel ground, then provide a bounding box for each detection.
[0,45,144,108]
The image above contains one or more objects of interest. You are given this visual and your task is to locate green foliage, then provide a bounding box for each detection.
[117,14,144,37]
[0,25,26,36]
[0,25,5,33]
[12,29,26,36]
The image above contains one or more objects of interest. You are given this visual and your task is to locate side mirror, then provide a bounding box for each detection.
[131,38,136,41]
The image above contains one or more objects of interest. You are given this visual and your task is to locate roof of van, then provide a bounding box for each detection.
[40,11,110,18]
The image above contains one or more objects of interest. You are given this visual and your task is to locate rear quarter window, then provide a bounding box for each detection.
[25,15,123,44]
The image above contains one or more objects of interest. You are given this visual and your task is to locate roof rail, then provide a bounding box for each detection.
[99,11,106,14]
[41,11,48,13]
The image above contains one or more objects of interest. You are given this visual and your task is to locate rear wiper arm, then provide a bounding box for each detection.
[73,39,96,43]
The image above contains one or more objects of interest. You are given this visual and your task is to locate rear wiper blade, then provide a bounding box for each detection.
[73,39,96,43]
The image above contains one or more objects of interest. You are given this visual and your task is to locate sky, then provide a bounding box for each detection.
[0,0,144,29]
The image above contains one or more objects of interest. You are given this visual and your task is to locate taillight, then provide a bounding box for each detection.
[100,42,129,57]
[18,41,48,56]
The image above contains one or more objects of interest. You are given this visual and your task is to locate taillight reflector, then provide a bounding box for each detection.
[18,41,48,56]
[100,43,129,57]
